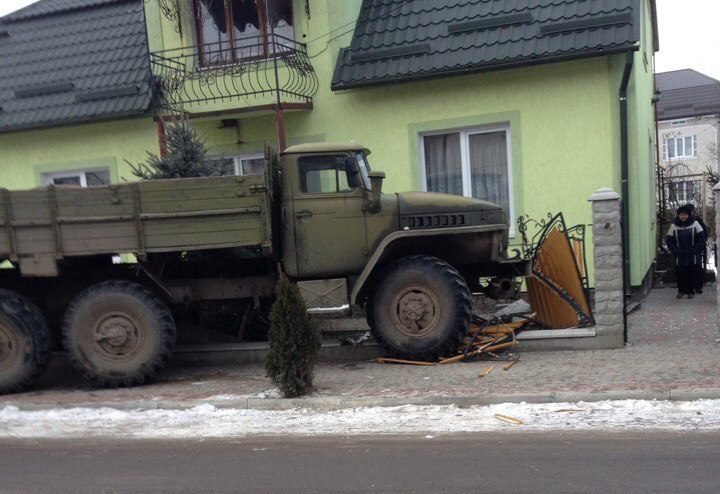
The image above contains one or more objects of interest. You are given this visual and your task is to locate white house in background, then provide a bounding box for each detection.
[656,69,720,206]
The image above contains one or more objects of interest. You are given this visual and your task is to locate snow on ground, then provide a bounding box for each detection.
[1,400,719,439]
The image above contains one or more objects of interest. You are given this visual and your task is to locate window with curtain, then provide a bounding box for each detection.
[193,0,294,65]
[422,127,512,222]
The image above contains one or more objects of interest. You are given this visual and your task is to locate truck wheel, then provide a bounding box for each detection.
[62,281,176,387]
[0,289,51,394]
[367,256,472,361]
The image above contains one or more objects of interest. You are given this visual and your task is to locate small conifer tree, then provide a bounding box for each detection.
[266,275,322,398]
[130,123,229,180]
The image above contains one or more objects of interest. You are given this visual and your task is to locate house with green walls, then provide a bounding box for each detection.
[0,0,658,291]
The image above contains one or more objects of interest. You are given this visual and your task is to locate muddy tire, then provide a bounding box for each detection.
[0,289,51,394]
[62,281,176,387]
[367,256,472,361]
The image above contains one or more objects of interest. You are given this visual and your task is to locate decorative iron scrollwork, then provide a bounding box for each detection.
[517,212,593,326]
[146,0,182,34]
[150,34,318,115]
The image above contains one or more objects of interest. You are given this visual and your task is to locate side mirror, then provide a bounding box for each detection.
[345,157,360,175]
[367,171,385,214]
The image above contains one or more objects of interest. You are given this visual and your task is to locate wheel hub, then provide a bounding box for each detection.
[93,314,141,358]
[0,323,19,371]
[391,285,442,337]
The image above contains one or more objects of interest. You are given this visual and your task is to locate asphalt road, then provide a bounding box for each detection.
[0,432,718,494]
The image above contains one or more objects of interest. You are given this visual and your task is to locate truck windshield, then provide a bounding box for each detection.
[356,152,372,190]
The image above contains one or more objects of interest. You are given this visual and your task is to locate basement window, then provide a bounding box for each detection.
[42,168,110,187]
[420,125,514,233]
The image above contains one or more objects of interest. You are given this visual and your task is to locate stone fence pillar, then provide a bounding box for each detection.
[588,187,624,348]
[714,183,720,331]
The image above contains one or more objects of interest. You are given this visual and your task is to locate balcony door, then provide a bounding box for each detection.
[193,0,294,65]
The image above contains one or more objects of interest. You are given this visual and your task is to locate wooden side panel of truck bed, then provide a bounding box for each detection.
[0,174,272,276]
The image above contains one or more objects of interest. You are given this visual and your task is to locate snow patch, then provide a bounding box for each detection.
[1,399,719,439]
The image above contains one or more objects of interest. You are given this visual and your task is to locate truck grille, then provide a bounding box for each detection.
[401,214,466,229]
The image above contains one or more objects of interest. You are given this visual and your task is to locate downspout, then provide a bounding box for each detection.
[156,118,168,158]
[619,51,634,344]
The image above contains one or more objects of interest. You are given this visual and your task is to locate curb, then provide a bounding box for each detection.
[5,387,720,413]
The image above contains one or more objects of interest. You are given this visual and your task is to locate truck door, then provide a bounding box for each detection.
[291,153,367,278]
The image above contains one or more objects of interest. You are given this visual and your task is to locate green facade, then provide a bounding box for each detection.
[0,0,658,287]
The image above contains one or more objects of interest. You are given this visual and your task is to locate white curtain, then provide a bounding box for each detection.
[469,131,509,213]
[423,133,463,196]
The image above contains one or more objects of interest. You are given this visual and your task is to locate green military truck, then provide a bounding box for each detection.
[0,142,527,394]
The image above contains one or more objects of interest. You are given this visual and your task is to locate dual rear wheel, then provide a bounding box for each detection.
[0,289,51,394]
[62,281,177,388]
[0,280,177,394]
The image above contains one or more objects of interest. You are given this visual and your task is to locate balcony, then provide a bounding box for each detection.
[150,34,318,117]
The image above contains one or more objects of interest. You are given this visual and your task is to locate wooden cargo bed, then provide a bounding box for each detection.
[0,174,273,276]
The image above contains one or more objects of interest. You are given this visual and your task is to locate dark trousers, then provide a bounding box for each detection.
[676,265,696,294]
[694,264,705,292]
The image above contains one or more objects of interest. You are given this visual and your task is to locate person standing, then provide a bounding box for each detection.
[684,204,708,294]
[667,205,706,299]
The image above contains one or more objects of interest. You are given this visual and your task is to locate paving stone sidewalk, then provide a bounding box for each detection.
[2,288,719,411]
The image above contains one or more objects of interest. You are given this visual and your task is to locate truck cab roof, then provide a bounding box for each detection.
[282,142,369,155]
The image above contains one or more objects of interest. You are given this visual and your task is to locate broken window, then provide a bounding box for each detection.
[194,0,295,65]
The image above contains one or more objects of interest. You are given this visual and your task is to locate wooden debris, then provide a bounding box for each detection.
[439,340,496,364]
[469,337,496,346]
[494,414,523,425]
[503,359,518,371]
[474,321,527,336]
[376,357,436,366]
[482,341,515,353]
[549,408,585,413]
[478,365,495,377]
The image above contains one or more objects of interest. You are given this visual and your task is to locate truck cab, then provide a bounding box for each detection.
[279,142,523,303]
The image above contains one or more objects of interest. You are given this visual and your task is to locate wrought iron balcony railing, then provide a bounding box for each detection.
[150,34,318,113]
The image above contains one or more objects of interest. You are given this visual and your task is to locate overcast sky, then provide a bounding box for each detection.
[0,0,718,79]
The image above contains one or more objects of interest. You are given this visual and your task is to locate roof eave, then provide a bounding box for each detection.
[0,108,154,136]
[658,111,720,122]
[331,44,640,92]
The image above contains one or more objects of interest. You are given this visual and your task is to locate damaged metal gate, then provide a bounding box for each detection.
[519,213,593,328]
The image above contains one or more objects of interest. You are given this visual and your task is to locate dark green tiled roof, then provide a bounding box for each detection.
[332,0,647,91]
[0,0,153,134]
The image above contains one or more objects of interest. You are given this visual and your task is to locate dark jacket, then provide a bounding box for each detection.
[667,216,706,266]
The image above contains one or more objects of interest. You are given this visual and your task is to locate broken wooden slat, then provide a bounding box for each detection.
[483,341,515,353]
[503,359,518,371]
[494,413,523,425]
[479,321,526,335]
[376,357,436,366]
[478,365,495,377]
[439,340,496,364]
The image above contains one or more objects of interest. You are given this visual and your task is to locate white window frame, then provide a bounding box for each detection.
[206,152,265,176]
[419,124,515,235]
[41,168,110,187]
[664,135,697,160]
[233,152,265,176]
